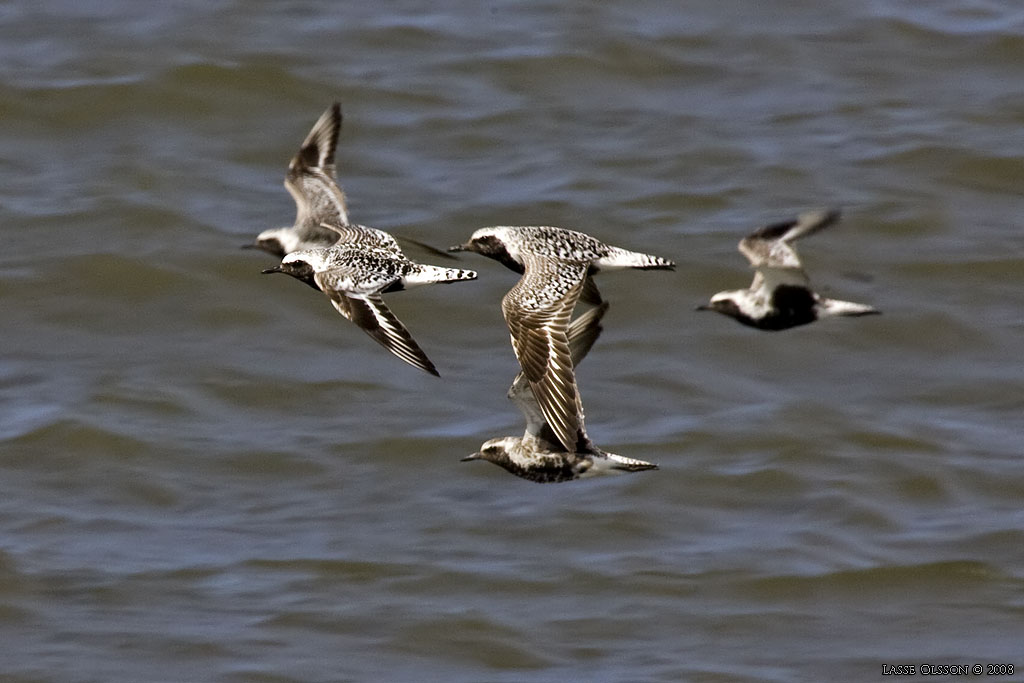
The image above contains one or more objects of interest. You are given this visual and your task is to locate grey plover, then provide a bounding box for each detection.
[246,102,356,257]
[263,243,477,376]
[462,303,658,483]
[451,225,674,452]
[450,225,675,305]
[698,209,879,331]
[246,103,458,261]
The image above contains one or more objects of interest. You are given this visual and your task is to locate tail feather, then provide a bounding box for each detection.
[583,452,658,476]
[597,247,675,271]
[403,264,478,288]
[818,297,879,317]
[607,453,659,472]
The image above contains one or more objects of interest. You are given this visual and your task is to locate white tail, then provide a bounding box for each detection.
[596,247,675,271]
[583,452,658,476]
[404,264,478,287]
[819,297,879,317]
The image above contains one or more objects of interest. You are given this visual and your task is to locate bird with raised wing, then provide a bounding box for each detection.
[452,225,674,452]
[246,102,366,257]
[263,242,477,376]
[698,209,879,330]
[245,103,461,263]
[462,303,658,482]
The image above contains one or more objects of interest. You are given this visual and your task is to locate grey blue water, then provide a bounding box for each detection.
[2,1,1023,681]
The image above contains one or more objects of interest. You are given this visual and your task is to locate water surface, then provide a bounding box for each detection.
[2,1,1023,681]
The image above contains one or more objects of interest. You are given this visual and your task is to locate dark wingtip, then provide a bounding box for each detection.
[752,218,800,240]
[394,235,459,261]
[414,358,441,377]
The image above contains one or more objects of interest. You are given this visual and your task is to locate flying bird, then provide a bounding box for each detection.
[263,242,477,376]
[244,103,452,260]
[462,302,658,482]
[246,102,355,257]
[698,209,879,330]
[452,225,674,452]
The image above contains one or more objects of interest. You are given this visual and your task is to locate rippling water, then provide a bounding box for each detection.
[2,1,1023,681]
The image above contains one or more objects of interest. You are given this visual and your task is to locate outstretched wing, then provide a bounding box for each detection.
[508,301,609,447]
[739,208,840,269]
[565,301,610,365]
[329,292,439,377]
[502,255,589,452]
[285,102,350,235]
[294,101,341,177]
[316,267,439,376]
[740,209,839,293]
[578,275,604,306]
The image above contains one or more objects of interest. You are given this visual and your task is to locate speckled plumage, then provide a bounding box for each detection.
[452,225,674,452]
[699,209,879,331]
[462,303,658,483]
[264,245,477,376]
[317,221,403,256]
[452,225,675,303]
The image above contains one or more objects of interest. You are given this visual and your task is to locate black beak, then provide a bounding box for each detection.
[695,304,710,311]
[262,266,283,274]
[460,453,480,462]
[240,243,258,250]
[447,243,468,253]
